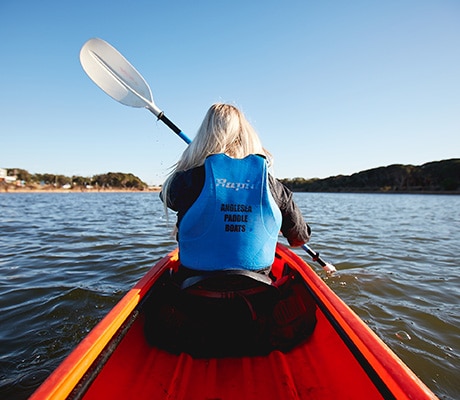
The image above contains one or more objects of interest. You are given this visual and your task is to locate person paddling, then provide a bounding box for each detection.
[161,103,311,276]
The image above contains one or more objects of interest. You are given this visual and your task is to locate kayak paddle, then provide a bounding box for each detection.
[79,38,190,144]
[302,245,336,273]
[79,37,337,273]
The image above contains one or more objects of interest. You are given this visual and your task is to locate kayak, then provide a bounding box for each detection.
[31,243,437,400]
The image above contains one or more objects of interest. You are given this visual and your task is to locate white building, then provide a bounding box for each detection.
[0,168,17,183]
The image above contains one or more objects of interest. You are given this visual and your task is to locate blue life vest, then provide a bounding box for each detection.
[178,154,282,271]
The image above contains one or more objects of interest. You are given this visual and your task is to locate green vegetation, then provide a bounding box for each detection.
[280,159,459,193]
[3,159,458,193]
[2,169,148,190]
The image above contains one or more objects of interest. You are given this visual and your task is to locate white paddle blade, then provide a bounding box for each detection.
[80,38,161,115]
[323,263,337,273]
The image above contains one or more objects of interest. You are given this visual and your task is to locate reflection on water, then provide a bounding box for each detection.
[0,192,459,399]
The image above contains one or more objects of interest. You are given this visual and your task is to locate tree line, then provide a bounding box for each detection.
[279,159,459,193]
[4,169,148,190]
[5,158,458,193]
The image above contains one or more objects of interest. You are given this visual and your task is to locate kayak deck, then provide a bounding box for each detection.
[81,310,386,399]
[32,244,437,400]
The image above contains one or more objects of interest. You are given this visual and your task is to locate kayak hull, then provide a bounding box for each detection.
[31,244,437,400]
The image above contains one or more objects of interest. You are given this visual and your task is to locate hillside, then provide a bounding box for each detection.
[280,159,459,193]
[2,159,458,194]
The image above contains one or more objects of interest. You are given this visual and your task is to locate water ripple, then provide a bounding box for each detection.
[0,192,458,399]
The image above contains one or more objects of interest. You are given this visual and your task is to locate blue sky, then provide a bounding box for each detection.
[1,0,459,185]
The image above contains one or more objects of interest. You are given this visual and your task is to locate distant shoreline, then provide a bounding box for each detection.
[0,186,161,193]
[2,187,457,195]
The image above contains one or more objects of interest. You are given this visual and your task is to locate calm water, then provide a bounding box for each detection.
[0,192,458,399]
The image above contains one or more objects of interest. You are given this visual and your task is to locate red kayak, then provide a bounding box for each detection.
[31,243,437,399]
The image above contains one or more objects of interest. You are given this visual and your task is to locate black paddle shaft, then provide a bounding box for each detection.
[158,113,181,134]
[153,111,191,144]
[303,245,328,268]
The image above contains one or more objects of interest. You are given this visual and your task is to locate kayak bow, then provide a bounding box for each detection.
[31,244,437,400]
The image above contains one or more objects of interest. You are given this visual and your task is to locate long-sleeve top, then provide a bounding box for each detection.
[161,165,311,247]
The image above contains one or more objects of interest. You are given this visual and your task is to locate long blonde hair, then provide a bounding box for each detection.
[162,103,271,206]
